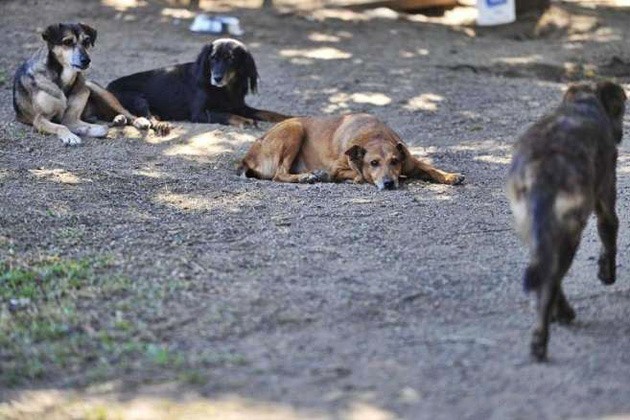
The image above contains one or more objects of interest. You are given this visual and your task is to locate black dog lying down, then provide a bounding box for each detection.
[107,38,291,127]
[506,81,626,362]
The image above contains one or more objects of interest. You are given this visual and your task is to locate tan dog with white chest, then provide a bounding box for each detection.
[13,22,159,146]
[238,114,464,190]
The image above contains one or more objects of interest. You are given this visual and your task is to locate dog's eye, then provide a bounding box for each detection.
[62,38,75,47]
[82,38,91,47]
[370,160,380,167]
[390,158,399,166]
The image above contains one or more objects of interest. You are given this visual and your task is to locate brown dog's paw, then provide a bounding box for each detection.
[445,173,465,185]
[310,169,330,183]
[299,171,328,184]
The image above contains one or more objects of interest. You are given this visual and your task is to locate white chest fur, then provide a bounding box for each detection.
[59,67,78,89]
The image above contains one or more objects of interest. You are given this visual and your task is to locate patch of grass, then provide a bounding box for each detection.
[0,68,7,87]
[178,369,208,386]
[0,256,138,387]
[55,226,85,245]
[146,344,185,368]
[0,255,209,388]
[0,254,215,387]
[199,350,249,367]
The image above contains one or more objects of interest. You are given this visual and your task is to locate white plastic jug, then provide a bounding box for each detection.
[477,0,516,26]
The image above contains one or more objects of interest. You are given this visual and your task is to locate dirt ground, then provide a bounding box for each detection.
[1,0,630,418]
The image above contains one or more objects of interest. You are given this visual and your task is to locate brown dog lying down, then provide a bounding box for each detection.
[238,114,464,190]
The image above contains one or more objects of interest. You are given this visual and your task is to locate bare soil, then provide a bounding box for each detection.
[1,0,630,418]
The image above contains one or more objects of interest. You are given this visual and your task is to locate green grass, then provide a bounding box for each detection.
[0,256,142,386]
[0,255,242,388]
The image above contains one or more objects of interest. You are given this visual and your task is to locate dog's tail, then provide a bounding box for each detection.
[523,187,556,291]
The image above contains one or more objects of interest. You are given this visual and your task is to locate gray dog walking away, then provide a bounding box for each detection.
[506,81,626,362]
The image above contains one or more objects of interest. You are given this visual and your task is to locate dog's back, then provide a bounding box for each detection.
[508,91,615,289]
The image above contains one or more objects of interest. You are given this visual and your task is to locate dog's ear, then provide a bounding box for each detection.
[396,143,407,161]
[42,23,63,44]
[79,23,97,46]
[194,44,213,84]
[345,145,366,163]
[238,48,258,94]
[596,81,627,119]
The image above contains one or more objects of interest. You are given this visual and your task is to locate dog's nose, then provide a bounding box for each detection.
[80,56,91,67]
[383,180,395,190]
[213,76,223,84]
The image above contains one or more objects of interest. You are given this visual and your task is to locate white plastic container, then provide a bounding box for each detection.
[477,0,516,26]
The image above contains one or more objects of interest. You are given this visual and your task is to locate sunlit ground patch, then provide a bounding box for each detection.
[154,190,262,213]
[323,91,391,113]
[280,46,352,61]
[404,93,444,112]
[29,168,89,185]
[101,0,147,12]
[163,130,255,161]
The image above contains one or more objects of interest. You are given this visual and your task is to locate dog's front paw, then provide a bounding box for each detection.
[87,124,108,138]
[60,131,82,146]
[133,117,152,130]
[311,169,330,182]
[598,254,616,285]
[112,114,128,126]
[299,172,326,184]
[152,121,172,136]
[445,173,465,185]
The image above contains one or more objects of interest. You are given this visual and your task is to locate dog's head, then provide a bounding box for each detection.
[42,23,97,71]
[345,135,406,191]
[195,38,258,94]
[564,81,627,143]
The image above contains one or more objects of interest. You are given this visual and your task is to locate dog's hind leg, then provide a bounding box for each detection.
[242,121,322,183]
[204,111,256,128]
[525,186,583,361]
[531,275,559,362]
[240,105,292,123]
[85,81,157,132]
[595,187,618,285]
[404,155,465,185]
[270,124,322,183]
[551,285,576,324]
[530,233,580,361]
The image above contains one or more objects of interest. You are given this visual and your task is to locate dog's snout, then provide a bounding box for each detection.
[383,180,396,190]
[80,55,90,68]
